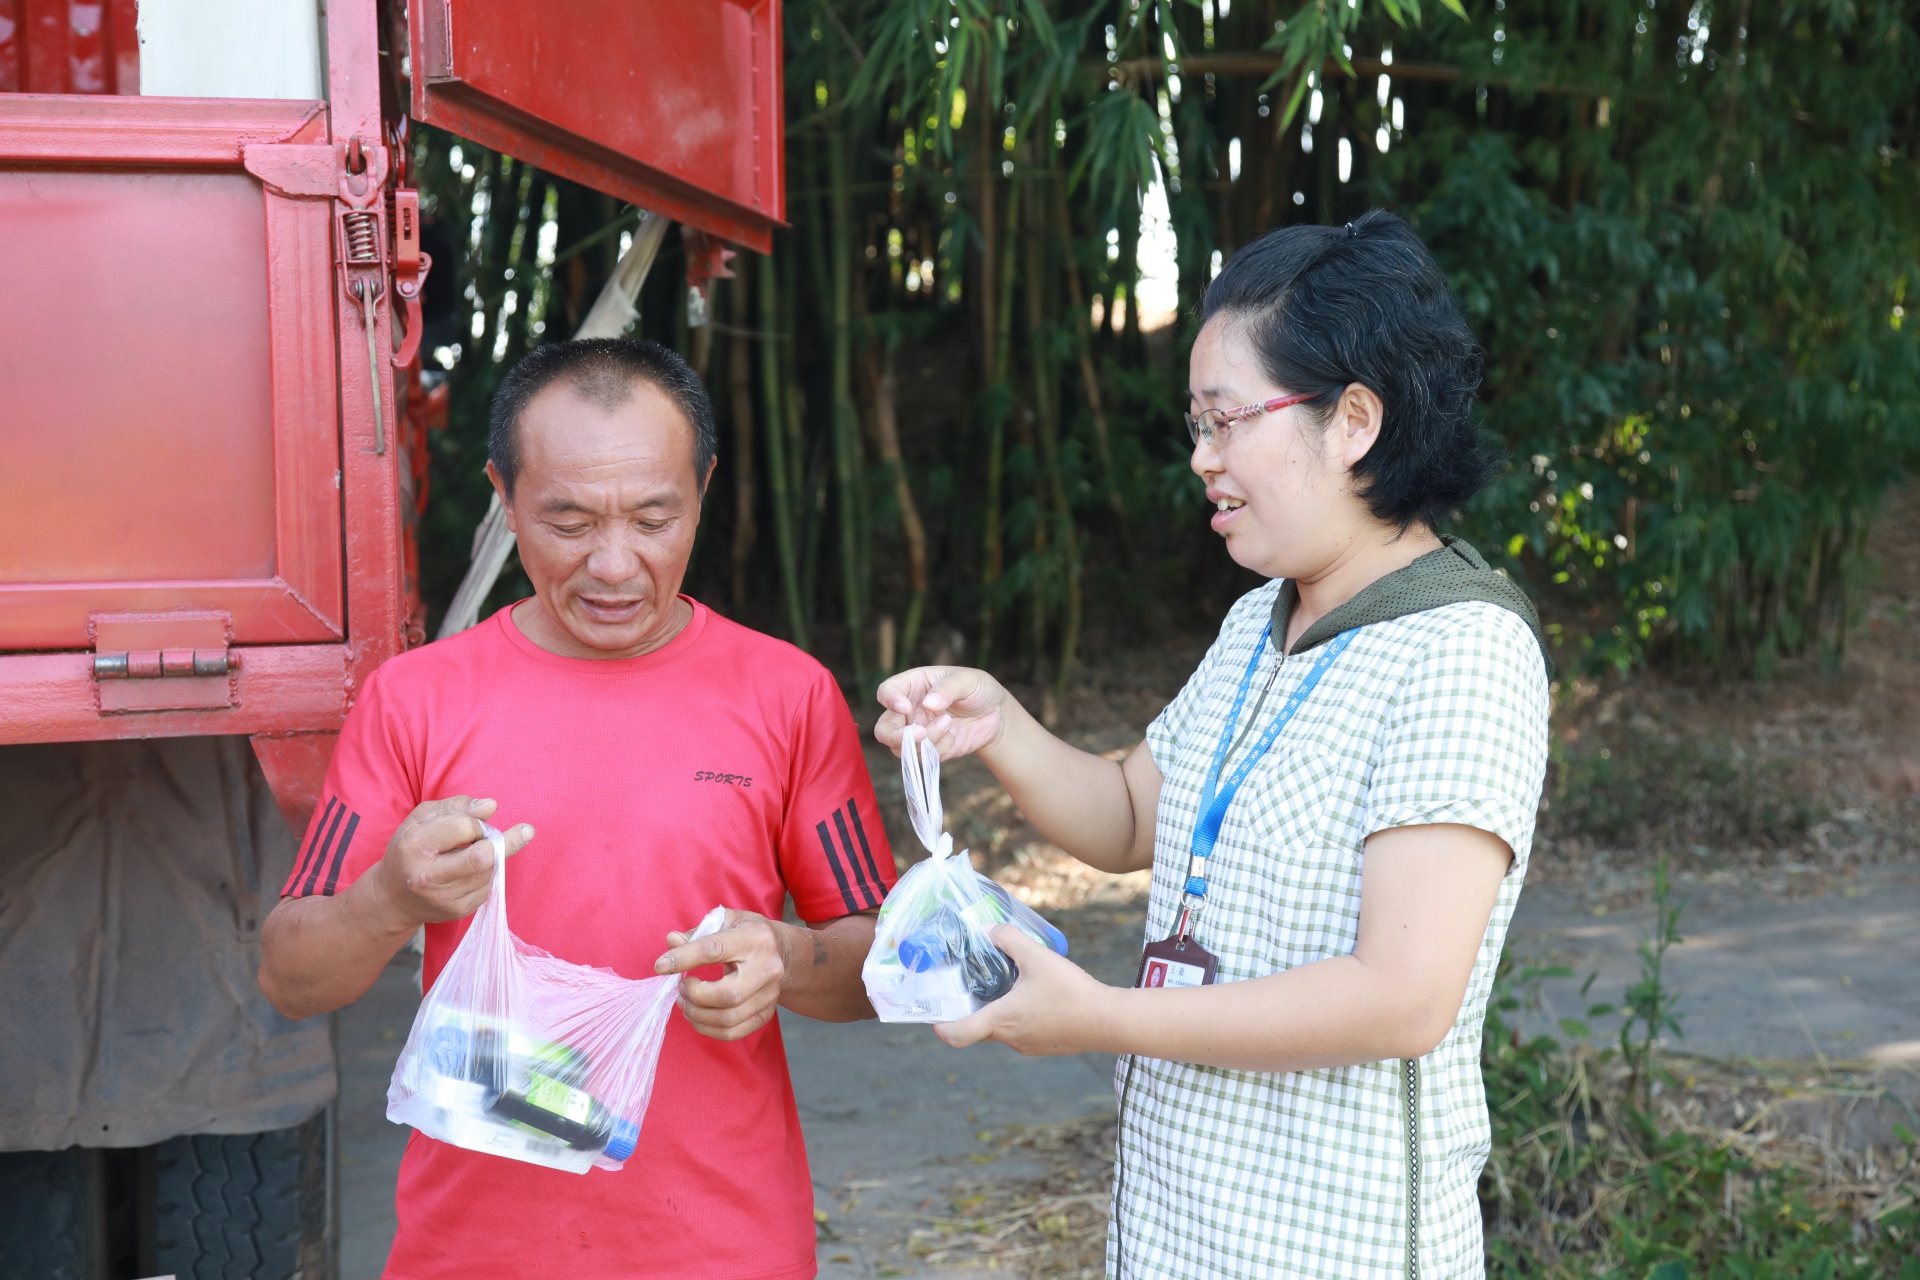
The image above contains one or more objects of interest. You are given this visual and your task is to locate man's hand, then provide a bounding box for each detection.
[362,796,535,933]
[933,927,1118,1057]
[260,795,534,1021]
[654,908,879,1038]
[654,910,794,1041]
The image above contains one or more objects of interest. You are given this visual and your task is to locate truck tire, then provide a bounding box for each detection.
[152,1110,334,1280]
[0,1147,106,1278]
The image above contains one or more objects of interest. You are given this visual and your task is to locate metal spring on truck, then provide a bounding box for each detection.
[342,210,380,264]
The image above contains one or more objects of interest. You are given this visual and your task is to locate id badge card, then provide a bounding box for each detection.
[1135,934,1219,988]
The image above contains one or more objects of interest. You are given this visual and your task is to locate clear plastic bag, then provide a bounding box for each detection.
[863,728,1068,1023]
[386,823,724,1174]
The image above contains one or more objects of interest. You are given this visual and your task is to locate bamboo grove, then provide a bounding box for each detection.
[412,0,1920,690]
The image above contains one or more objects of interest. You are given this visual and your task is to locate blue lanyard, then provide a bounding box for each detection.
[1181,624,1356,906]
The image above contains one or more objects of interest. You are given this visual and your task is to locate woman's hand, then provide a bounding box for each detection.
[933,927,1120,1057]
[874,666,1014,762]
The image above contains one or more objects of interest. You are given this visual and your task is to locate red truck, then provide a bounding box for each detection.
[0,2,781,1273]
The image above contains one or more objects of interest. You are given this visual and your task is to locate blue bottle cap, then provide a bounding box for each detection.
[603,1117,640,1163]
[427,1025,469,1076]
[897,931,945,973]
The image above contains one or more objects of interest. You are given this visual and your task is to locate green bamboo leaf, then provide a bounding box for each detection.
[1275,65,1314,130]
[1016,0,1056,52]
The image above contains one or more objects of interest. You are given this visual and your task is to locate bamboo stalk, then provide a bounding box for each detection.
[828,123,869,687]
[1118,186,1142,361]
[778,240,807,508]
[728,274,758,615]
[798,149,835,637]
[1025,165,1082,723]
[499,173,549,369]
[469,153,511,367]
[864,338,929,671]
[1051,177,1130,540]
[977,165,1020,673]
[758,251,809,649]
[799,413,828,634]
[974,64,1005,671]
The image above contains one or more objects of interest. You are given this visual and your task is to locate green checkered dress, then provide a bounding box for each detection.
[1110,582,1551,1279]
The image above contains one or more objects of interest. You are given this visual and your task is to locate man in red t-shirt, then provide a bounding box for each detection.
[259,338,894,1280]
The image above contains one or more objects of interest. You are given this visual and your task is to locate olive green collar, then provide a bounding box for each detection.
[1270,537,1554,678]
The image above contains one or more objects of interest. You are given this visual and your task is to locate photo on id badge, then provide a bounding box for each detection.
[1135,935,1218,989]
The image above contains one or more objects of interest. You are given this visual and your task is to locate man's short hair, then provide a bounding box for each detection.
[487,338,718,497]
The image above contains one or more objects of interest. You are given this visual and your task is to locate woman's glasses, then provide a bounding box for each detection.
[1183,392,1316,449]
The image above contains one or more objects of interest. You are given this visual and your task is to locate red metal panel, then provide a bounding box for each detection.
[0,645,350,743]
[0,102,345,650]
[0,93,356,755]
[0,95,326,161]
[22,0,64,92]
[0,4,399,846]
[258,165,348,636]
[406,0,783,251]
[3,171,278,579]
[250,731,340,840]
[2,0,136,95]
[107,0,136,94]
[0,1,18,93]
[64,0,103,91]
[328,0,408,716]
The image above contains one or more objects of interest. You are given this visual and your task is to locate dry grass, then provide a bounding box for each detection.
[896,1115,1116,1279]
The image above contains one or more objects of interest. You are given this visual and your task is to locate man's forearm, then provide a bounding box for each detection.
[258,874,419,1020]
[775,912,878,1022]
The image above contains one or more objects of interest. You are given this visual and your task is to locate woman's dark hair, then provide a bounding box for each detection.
[1200,209,1497,530]
[488,337,717,496]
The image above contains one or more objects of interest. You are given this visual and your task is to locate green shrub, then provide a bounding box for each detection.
[1381,1,1920,672]
[1483,864,1919,1276]
[1544,733,1825,853]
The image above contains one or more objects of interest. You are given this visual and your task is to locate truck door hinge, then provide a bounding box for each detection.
[90,612,237,713]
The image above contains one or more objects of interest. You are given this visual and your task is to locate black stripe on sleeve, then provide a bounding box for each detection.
[288,797,338,892]
[815,821,859,913]
[831,809,877,909]
[299,802,348,898]
[844,799,887,901]
[318,812,360,898]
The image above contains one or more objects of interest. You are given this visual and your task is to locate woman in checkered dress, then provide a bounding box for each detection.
[876,209,1551,1279]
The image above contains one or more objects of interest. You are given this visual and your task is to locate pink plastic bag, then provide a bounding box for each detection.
[386,823,723,1174]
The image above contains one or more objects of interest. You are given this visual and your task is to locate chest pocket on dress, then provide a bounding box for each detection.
[1233,744,1341,850]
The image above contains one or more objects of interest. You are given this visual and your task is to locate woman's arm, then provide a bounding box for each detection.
[875,666,1161,875]
[935,823,1511,1069]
